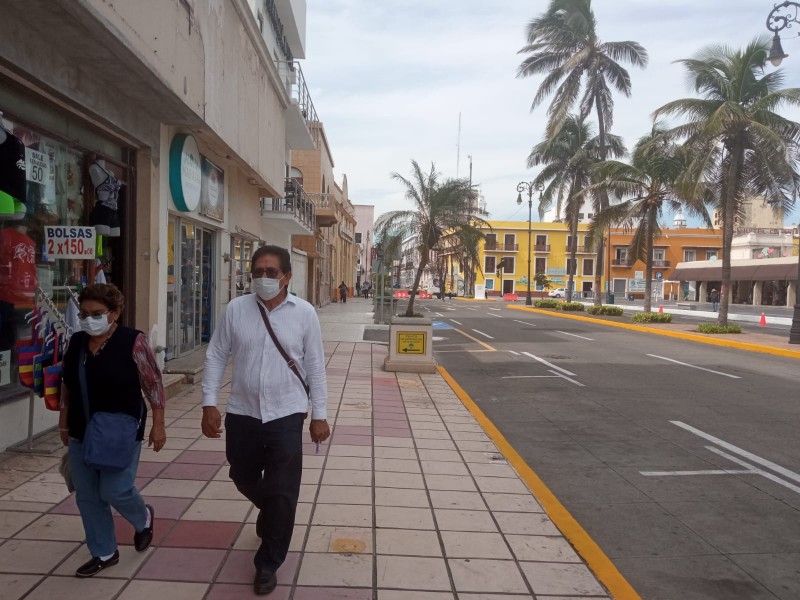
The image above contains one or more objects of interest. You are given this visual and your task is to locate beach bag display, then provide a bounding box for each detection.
[17,311,43,389]
[43,333,63,411]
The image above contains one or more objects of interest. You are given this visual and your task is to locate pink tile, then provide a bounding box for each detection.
[303,443,326,455]
[137,547,226,582]
[333,426,372,435]
[330,435,372,446]
[161,521,241,549]
[139,496,194,519]
[51,494,80,515]
[176,450,228,465]
[137,461,167,478]
[217,550,299,585]
[114,516,174,546]
[372,406,407,414]
[293,588,373,600]
[374,419,407,428]
[372,412,407,421]
[374,428,412,438]
[206,584,290,600]
[160,463,223,480]
[135,477,152,488]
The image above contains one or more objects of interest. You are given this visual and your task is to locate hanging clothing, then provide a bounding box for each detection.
[0,227,37,305]
[89,161,121,237]
[0,128,26,217]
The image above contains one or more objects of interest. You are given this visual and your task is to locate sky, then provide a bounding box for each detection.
[302,1,800,227]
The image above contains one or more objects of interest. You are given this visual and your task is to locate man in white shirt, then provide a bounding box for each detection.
[201,244,329,596]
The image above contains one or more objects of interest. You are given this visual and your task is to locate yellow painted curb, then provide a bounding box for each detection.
[438,366,640,600]
[507,305,800,360]
[454,297,493,303]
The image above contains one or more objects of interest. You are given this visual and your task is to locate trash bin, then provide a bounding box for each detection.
[606,293,614,304]
[628,293,635,302]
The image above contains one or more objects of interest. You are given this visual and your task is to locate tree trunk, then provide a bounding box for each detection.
[406,249,429,317]
[594,92,609,306]
[594,236,605,305]
[567,211,579,301]
[644,208,655,314]
[719,144,742,327]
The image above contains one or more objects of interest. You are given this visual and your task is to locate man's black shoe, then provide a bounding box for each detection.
[253,567,277,595]
[75,550,120,577]
[255,509,266,539]
[134,504,155,552]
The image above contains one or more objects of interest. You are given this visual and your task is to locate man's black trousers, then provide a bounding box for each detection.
[225,412,304,571]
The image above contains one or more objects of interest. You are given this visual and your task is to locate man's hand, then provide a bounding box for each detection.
[59,429,69,446]
[309,419,330,444]
[202,406,223,438]
[148,424,167,452]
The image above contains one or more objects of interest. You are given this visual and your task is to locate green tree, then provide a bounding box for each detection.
[654,38,800,324]
[585,130,712,312]
[527,115,625,300]
[375,160,485,317]
[518,0,647,302]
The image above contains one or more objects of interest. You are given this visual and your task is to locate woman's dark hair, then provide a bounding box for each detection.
[251,245,291,274]
[78,283,125,312]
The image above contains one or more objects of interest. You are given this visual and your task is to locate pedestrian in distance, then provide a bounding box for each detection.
[356,281,361,297]
[58,283,166,578]
[710,288,719,312]
[339,280,348,303]
[201,245,329,596]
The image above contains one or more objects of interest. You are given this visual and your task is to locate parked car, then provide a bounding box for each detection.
[548,288,567,298]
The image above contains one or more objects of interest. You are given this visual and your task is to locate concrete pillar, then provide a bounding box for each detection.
[699,281,708,302]
[753,281,763,305]
[788,281,796,306]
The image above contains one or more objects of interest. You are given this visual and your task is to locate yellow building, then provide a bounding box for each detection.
[475,221,597,297]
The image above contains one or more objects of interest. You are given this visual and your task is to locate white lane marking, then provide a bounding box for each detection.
[489,307,501,311]
[671,421,800,484]
[640,469,755,476]
[705,447,800,495]
[522,352,575,376]
[434,312,444,317]
[487,313,503,318]
[647,355,741,379]
[450,319,463,325]
[466,307,478,311]
[471,329,495,340]
[549,369,585,387]
[556,330,594,341]
[502,375,561,379]
[508,350,520,356]
[513,320,536,327]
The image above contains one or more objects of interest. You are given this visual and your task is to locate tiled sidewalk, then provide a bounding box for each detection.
[0,340,610,599]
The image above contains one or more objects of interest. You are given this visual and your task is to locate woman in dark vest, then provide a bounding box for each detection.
[58,283,166,577]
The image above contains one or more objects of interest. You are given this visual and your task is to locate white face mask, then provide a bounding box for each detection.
[252,277,284,301]
[79,314,113,337]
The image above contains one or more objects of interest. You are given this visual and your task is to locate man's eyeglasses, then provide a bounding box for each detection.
[251,268,283,279]
[78,310,111,320]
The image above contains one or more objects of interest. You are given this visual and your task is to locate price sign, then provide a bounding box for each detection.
[25,148,50,184]
[45,226,97,260]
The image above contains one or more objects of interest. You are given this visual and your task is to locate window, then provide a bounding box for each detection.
[355,232,362,244]
[583,258,594,276]
[653,249,665,261]
[485,279,495,290]
[535,235,547,248]
[566,259,577,275]
[484,233,497,247]
[535,257,547,274]
[706,250,718,260]
[684,249,696,262]
[567,235,580,250]
[503,234,515,249]
[484,256,496,273]
[501,256,515,273]
[615,248,627,260]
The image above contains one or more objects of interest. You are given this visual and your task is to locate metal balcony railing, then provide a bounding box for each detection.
[652,260,671,268]
[279,61,320,146]
[565,244,593,253]
[260,178,315,230]
[484,243,519,251]
[306,192,332,209]
[534,244,551,252]
[612,259,631,266]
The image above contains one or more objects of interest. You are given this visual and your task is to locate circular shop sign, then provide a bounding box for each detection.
[169,133,202,212]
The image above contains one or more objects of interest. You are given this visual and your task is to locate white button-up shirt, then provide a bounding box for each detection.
[202,293,327,422]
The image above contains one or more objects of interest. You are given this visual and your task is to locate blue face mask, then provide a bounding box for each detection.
[252,276,284,301]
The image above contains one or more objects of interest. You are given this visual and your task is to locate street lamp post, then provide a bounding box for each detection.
[764,2,800,342]
[517,181,545,306]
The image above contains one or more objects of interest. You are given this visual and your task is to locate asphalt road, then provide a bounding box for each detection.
[411,298,800,600]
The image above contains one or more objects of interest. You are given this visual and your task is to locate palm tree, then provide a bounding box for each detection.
[585,130,712,312]
[654,38,800,325]
[518,0,647,303]
[528,116,625,300]
[375,160,484,317]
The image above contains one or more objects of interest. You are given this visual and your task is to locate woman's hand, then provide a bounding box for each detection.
[59,429,69,446]
[148,424,167,452]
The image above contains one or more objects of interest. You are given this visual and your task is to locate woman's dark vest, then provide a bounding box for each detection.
[63,326,147,441]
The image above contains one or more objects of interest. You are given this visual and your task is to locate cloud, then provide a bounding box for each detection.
[303,0,800,225]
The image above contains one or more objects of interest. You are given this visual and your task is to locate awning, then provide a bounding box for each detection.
[671,258,798,282]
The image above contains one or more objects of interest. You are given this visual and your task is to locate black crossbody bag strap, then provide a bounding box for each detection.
[256,300,310,398]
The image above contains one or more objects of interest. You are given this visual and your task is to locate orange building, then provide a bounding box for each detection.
[606,227,722,300]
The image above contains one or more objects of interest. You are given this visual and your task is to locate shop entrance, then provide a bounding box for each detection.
[166,218,215,359]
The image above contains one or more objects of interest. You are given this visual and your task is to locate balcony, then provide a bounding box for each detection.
[338,223,354,243]
[260,178,315,234]
[280,61,319,151]
[306,191,337,227]
[565,245,594,254]
[484,243,519,252]
[652,260,671,268]
[612,259,632,267]
[534,244,551,252]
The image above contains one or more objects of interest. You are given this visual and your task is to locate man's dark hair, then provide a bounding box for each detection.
[251,244,291,274]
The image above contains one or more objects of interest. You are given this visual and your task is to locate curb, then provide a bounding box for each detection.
[438,366,641,600]
[507,306,800,360]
